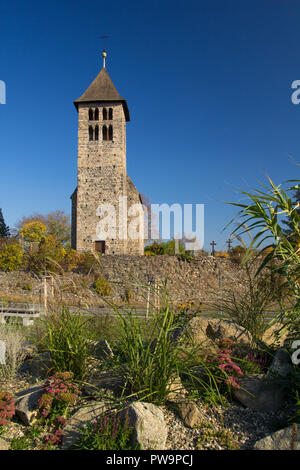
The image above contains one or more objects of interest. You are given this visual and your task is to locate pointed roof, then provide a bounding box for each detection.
[74,67,130,121]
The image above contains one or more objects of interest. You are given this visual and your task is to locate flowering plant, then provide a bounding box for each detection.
[75,410,139,450]
[0,391,15,430]
[37,372,80,420]
[247,351,269,371]
[216,349,244,389]
[202,344,244,392]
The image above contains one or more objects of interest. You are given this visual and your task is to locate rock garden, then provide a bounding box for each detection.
[0,307,299,451]
[0,176,300,451]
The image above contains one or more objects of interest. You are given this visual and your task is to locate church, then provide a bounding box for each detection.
[71,51,144,255]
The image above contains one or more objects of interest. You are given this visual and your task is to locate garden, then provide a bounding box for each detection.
[0,177,299,451]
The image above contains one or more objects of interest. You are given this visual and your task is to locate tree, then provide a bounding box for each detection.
[0,209,10,238]
[16,210,71,245]
[19,221,47,243]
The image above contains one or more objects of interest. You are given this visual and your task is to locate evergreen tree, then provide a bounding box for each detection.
[0,209,10,237]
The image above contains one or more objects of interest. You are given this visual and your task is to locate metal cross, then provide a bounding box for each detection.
[226,239,232,252]
[101,35,109,52]
[210,240,216,256]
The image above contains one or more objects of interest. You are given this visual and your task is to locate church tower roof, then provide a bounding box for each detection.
[74,54,130,121]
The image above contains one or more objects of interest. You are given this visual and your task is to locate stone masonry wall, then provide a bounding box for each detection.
[0,256,248,306]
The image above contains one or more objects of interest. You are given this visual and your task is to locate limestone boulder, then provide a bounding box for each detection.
[19,351,53,378]
[61,402,110,449]
[176,400,203,428]
[122,402,168,450]
[268,348,293,377]
[0,437,10,450]
[181,317,252,346]
[83,370,125,398]
[232,374,285,412]
[167,375,187,401]
[15,385,43,426]
[254,424,300,450]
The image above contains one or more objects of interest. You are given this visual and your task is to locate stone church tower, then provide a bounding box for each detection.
[71,51,144,255]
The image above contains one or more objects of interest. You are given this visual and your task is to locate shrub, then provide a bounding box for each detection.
[37,308,92,380]
[144,239,186,256]
[61,247,82,271]
[176,251,194,262]
[0,243,23,271]
[23,282,32,291]
[215,251,230,258]
[94,277,111,297]
[0,391,15,431]
[24,235,65,273]
[77,251,100,274]
[175,302,201,327]
[229,245,246,264]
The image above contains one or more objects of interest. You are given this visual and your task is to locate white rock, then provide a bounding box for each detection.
[124,402,168,450]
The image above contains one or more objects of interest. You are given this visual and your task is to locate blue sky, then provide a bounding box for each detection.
[0,0,300,251]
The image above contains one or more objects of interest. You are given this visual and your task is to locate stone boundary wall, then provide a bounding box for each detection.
[0,255,248,306]
[96,255,246,304]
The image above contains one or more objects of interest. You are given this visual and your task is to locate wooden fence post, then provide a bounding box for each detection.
[43,277,47,312]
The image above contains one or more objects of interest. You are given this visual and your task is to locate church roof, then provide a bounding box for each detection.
[74,67,130,121]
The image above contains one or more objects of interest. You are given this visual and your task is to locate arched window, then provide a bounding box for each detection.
[109,108,113,120]
[89,126,93,141]
[88,108,93,121]
[109,125,113,141]
[103,108,107,120]
[102,125,108,141]
[94,108,99,120]
[95,125,99,141]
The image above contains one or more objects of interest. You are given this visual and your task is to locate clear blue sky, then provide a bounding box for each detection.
[1,0,300,251]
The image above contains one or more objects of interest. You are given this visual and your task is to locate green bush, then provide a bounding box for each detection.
[94,277,111,297]
[145,239,186,256]
[0,243,23,271]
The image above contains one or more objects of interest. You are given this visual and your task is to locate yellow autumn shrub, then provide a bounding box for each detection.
[19,221,47,243]
[0,243,23,271]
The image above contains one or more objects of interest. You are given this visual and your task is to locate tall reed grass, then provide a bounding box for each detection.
[37,307,92,380]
